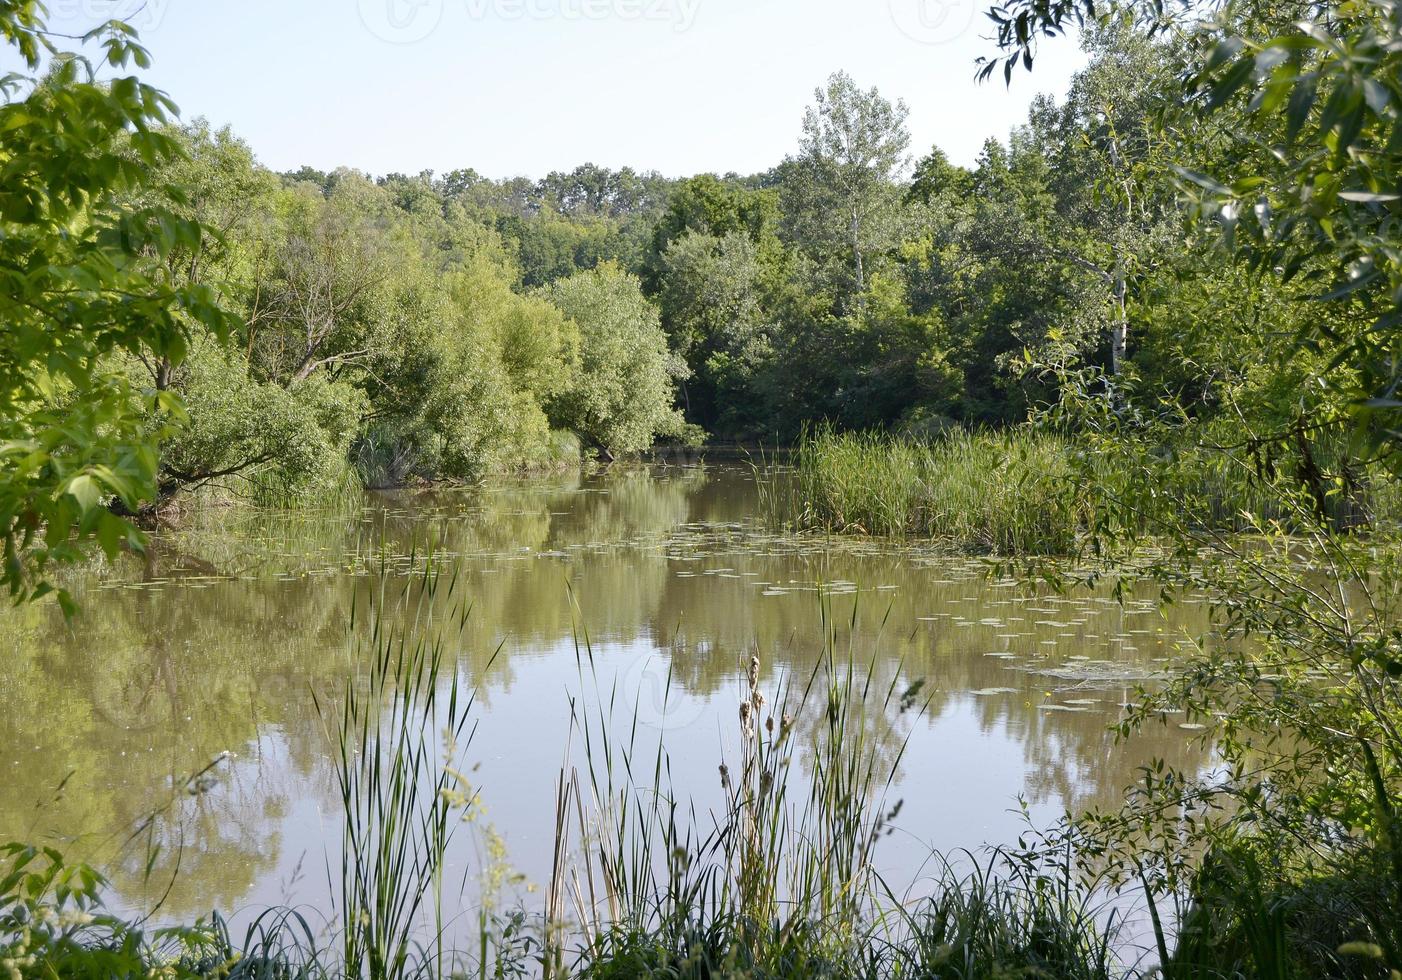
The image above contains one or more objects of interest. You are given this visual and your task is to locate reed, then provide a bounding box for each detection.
[547,594,933,976]
[313,555,483,980]
[770,425,1402,555]
[770,427,1084,554]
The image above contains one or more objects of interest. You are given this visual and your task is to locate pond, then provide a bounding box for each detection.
[0,464,1214,936]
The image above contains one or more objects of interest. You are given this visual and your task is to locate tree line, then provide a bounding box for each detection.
[228,23,1364,474]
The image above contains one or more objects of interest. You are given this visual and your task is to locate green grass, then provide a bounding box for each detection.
[769,425,1402,555]
[772,427,1084,554]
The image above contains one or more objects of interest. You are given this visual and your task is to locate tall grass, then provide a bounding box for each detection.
[313,557,484,980]
[540,596,1125,978]
[552,594,906,973]
[770,425,1402,555]
[773,427,1084,554]
[893,854,1122,980]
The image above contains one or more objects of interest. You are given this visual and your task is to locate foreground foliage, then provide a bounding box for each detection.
[1035,423,1402,979]
[0,5,234,608]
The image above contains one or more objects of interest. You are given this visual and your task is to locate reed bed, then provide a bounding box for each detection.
[768,426,1402,555]
[770,428,1084,554]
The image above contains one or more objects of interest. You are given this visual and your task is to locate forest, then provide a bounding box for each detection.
[148,38,1252,474]
[18,26,1351,512]
[3,0,1402,977]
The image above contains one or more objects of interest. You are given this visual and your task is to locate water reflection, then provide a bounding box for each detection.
[0,465,1214,922]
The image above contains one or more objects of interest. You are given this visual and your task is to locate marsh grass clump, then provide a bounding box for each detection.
[547,598,919,976]
[540,598,1121,978]
[314,556,486,980]
[779,427,1084,554]
[893,856,1121,980]
[774,425,1402,556]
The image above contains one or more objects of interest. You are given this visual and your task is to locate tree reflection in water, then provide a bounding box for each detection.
[0,465,1213,924]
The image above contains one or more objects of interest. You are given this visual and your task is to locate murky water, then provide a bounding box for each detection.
[0,465,1214,932]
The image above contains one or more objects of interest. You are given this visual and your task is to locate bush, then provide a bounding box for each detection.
[0,843,225,979]
[157,335,368,504]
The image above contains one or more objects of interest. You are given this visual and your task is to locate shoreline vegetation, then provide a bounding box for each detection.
[772,428,1402,554]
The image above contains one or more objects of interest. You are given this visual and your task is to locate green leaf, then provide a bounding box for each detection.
[1285,73,1318,142]
[64,474,102,513]
[95,512,127,559]
[1338,191,1400,202]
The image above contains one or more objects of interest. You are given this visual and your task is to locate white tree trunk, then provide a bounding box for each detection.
[1110,266,1128,378]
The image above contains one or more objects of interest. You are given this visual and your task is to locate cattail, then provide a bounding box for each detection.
[752,690,766,713]
[719,763,731,792]
[747,653,760,690]
[765,715,775,734]
[739,700,752,727]
[778,713,795,742]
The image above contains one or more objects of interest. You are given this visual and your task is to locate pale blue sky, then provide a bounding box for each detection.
[47,0,1086,178]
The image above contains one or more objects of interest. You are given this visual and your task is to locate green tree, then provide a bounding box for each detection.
[658,230,774,428]
[982,0,1402,464]
[783,71,912,304]
[250,173,395,386]
[978,1,1402,970]
[136,128,370,501]
[1034,28,1180,379]
[0,7,233,608]
[545,266,690,457]
[156,335,365,501]
[645,174,782,287]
